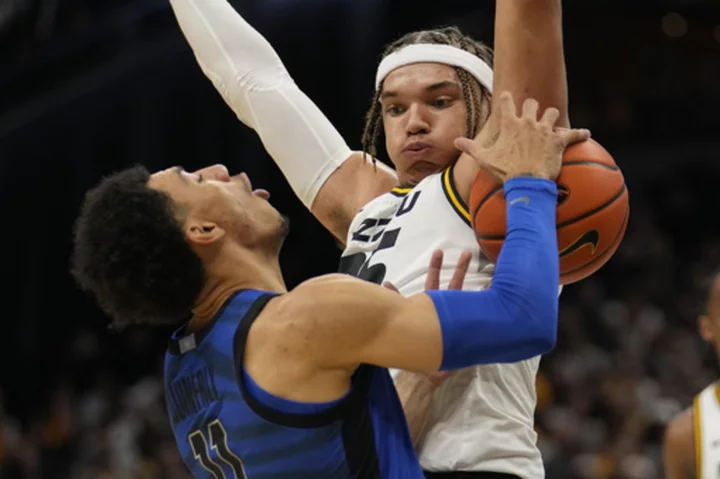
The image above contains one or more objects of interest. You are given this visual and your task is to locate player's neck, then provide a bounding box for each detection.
[190,248,286,330]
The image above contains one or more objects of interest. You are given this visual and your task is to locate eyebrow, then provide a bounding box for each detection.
[381,80,460,100]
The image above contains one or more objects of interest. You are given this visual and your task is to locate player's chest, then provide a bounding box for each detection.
[339,188,482,288]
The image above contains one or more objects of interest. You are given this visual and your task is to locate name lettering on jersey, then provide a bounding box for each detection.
[168,367,220,424]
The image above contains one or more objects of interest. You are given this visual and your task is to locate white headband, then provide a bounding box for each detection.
[375,44,494,93]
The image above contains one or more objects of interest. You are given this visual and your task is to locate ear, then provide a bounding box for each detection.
[698,315,714,343]
[185,220,225,246]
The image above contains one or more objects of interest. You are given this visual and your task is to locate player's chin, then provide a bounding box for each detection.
[407,152,454,175]
[400,162,443,186]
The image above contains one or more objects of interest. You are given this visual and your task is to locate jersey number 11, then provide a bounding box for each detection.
[189,419,247,479]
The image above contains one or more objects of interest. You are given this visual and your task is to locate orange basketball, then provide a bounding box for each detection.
[470,138,629,285]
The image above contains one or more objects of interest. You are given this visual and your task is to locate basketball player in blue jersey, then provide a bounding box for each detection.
[70,94,588,479]
[663,272,720,479]
[168,0,572,476]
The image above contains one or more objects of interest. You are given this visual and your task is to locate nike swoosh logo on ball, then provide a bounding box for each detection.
[559,230,600,258]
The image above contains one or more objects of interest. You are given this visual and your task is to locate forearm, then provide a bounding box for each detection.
[429,177,560,370]
[494,0,569,127]
[394,371,436,448]
[454,0,569,203]
[168,0,352,208]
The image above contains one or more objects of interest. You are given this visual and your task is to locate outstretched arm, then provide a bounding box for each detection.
[493,0,569,127]
[246,176,559,405]
[455,0,570,202]
[283,92,586,375]
[247,96,587,404]
[168,0,396,242]
[286,176,560,373]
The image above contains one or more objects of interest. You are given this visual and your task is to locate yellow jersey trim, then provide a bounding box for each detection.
[441,166,471,226]
[390,187,412,197]
[694,394,703,479]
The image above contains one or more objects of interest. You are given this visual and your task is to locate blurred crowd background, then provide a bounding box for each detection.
[1,0,719,478]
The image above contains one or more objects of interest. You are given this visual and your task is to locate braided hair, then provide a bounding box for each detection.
[361,26,494,161]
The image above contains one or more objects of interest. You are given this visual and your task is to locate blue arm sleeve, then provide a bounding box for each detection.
[427,177,559,370]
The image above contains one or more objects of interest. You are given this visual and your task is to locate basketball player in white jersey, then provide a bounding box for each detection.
[168,0,573,477]
[663,272,720,479]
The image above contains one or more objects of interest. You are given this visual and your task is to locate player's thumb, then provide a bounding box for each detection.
[454,137,483,158]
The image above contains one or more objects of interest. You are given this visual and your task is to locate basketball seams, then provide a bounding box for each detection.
[473,184,627,240]
[560,203,629,282]
[475,202,629,281]
[560,160,619,171]
[469,140,628,284]
[471,183,504,223]
[555,184,626,229]
[472,165,624,239]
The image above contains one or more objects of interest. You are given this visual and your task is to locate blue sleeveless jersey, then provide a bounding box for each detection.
[163,289,423,479]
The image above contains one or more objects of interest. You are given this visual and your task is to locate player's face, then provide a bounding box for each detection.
[149,164,287,250]
[381,63,474,186]
[700,314,720,358]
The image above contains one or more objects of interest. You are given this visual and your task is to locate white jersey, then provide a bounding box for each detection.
[339,166,544,477]
[694,382,720,479]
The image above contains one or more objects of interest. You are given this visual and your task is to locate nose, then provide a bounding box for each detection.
[196,164,230,182]
[405,104,430,136]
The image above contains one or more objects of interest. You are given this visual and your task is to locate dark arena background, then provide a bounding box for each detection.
[1,0,720,477]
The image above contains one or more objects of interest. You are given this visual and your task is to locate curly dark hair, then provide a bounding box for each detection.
[70,165,205,329]
[361,26,494,160]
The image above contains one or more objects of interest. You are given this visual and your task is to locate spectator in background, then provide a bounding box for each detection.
[662,271,720,479]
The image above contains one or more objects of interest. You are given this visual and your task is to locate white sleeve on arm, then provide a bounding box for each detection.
[168,0,352,208]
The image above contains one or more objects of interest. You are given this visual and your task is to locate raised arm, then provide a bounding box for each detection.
[285,176,559,374]
[455,0,570,202]
[279,96,588,375]
[493,0,569,127]
[168,0,396,241]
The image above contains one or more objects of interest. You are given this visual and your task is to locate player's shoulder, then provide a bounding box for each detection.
[243,277,351,369]
[248,273,380,368]
[664,406,694,449]
[663,405,696,479]
[259,274,366,325]
[286,273,373,306]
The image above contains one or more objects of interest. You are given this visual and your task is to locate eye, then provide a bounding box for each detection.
[385,104,405,116]
[431,98,452,109]
[197,174,204,183]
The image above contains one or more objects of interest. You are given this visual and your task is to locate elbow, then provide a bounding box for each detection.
[234,65,290,91]
[495,275,559,351]
[533,320,557,356]
[500,286,557,356]
[525,294,558,355]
